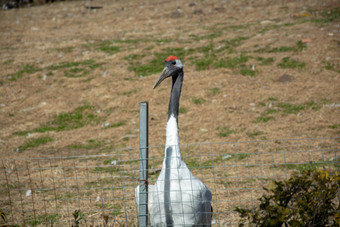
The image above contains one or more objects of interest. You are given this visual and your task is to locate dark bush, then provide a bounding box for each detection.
[235,169,340,226]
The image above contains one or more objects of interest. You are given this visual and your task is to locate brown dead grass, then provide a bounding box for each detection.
[0,0,340,226]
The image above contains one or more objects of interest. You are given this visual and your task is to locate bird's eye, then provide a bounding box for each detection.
[171,61,176,65]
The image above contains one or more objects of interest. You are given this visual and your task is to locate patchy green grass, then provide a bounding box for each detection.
[187,158,200,168]
[295,40,307,52]
[254,109,278,123]
[92,166,119,174]
[323,61,340,74]
[26,214,58,226]
[20,136,53,151]
[246,130,264,139]
[217,126,237,137]
[53,46,74,54]
[268,96,278,101]
[272,161,337,172]
[310,7,340,23]
[124,54,146,61]
[3,59,14,65]
[215,55,257,76]
[215,55,250,69]
[7,64,41,81]
[256,57,275,65]
[102,121,126,129]
[192,55,217,71]
[121,88,139,96]
[14,104,101,135]
[254,116,275,123]
[278,57,305,69]
[97,45,120,55]
[208,87,221,95]
[239,67,257,77]
[48,60,102,78]
[112,204,122,216]
[220,36,250,53]
[255,40,306,53]
[179,107,188,114]
[269,46,295,53]
[329,123,340,129]
[191,97,206,105]
[68,139,104,150]
[103,158,117,165]
[277,101,317,114]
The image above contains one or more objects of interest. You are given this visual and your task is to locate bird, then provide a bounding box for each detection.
[136,56,212,227]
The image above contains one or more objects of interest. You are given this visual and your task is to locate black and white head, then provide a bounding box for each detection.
[153,56,183,89]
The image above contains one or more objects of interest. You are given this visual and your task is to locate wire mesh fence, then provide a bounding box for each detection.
[1,137,339,226]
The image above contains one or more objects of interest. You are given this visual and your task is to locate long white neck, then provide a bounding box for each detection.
[164,115,182,165]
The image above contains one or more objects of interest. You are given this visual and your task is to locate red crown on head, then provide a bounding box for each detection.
[165,56,179,62]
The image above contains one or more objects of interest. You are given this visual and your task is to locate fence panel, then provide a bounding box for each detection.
[1,137,338,226]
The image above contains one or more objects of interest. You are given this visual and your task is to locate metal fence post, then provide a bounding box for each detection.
[139,102,149,227]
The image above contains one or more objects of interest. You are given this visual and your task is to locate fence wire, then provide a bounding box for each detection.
[0,137,339,226]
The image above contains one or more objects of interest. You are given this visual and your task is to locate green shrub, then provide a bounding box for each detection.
[235,169,340,226]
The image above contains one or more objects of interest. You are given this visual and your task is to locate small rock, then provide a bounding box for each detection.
[42,74,47,80]
[324,103,340,108]
[96,196,100,202]
[188,2,197,7]
[171,9,182,18]
[200,128,208,132]
[215,7,225,13]
[329,156,339,161]
[31,27,39,31]
[249,103,256,106]
[102,122,110,127]
[222,154,232,160]
[193,9,203,14]
[26,190,32,197]
[251,64,256,71]
[261,20,274,25]
[328,33,334,36]
[111,160,117,165]
[103,71,109,77]
[278,74,293,83]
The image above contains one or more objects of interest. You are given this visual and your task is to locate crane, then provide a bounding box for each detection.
[136,56,212,226]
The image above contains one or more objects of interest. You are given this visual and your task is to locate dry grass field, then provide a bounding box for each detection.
[0,0,339,226]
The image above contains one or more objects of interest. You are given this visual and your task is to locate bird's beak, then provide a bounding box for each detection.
[153,66,170,89]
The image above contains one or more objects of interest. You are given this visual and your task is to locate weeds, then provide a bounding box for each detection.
[278,57,305,69]
[20,136,53,151]
[208,87,221,95]
[102,121,126,129]
[72,210,85,227]
[277,101,316,114]
[26,214,58,226]
[48,60,102,78]
[8,64,41,81]
[191,97,206,105]
[217,126,237,137]
[310,7,340,23]
[179,107,188,114]
[68,139,104,150]
[246,130,263,138]
[14,104,101,136]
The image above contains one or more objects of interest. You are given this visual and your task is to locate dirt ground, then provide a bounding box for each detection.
[0,0,339,226]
